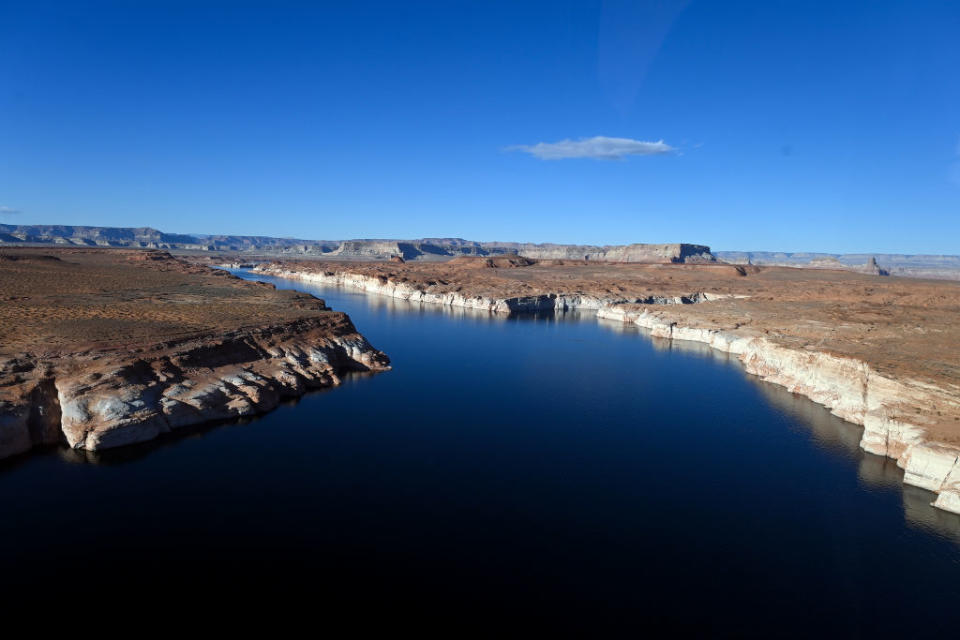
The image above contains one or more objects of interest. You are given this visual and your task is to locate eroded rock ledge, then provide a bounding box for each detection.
[597,306,960,515]
[0,249,389,458]
[253,265,734,312]
[1,316,389,457]
[253,262,960,515]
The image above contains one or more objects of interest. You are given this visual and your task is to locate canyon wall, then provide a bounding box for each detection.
[508,242,715,263]
[317,239,716,263]
[5,225,960,278]
[253,265,722,313]
[596,306,960,515]
[0,317,388,457]
[0,225,715,264]
[253,263,960,515]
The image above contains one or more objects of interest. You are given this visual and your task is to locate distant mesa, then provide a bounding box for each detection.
[0,224,716,264]
[717,251,954,279]
[3,223,957,278]
[0,224,339,253]
[319,237,716,264]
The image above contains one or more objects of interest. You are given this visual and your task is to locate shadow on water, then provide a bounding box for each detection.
[10,271,960,546]
[355,287,596,325]
[2,269,958,634]
[754,380,960,543]
[0,370,383,470]
[245,273,960,545]
[597,315,960,544]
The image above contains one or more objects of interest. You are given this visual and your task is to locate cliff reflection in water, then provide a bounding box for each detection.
[250,274,960,545]
[357,291,597,325]
[603,318,960,544]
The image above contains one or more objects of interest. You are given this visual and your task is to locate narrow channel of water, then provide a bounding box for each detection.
[1,270,958,635]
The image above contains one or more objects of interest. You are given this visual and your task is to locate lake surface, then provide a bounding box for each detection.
[2,271,959,635]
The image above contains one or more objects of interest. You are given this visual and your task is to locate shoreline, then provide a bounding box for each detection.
[1,316,390,457]
[253,264,960,515]
[252,264,739,312]
[0,250,391,458]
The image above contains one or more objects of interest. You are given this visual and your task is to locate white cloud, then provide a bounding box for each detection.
[0,205,20,215]
[508,136,675,160]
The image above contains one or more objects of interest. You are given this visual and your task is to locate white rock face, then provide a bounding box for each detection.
[254,266,723,313]
[254,265,960,515]
[597,305,960,515]
[0,324,389,456]
[0,377,62,458]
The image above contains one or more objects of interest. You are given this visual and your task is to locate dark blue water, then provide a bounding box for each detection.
[1,271,958,635]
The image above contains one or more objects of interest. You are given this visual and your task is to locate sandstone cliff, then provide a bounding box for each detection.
[253,264,724,313]
[0,318,388,456]
[0,249,389,458]
[508,242,714,263]
[252,260,960,516]
[6,224,960,279]
[1,224,717,264]
[596,305,960,515]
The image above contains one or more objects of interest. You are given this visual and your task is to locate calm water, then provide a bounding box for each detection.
[2,271,959,635]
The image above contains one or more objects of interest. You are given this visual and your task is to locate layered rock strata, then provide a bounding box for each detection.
[0,317,388,457]
[253,262,960,515]
[0,249,389,458]
[597,305,960,515]
[1,224,718,264]
[253,265,726,312]
[511,242,714,263]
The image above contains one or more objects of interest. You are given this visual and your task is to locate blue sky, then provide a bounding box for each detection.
[2,1,959,253]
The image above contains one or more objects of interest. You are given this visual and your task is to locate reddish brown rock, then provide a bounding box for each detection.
[0,248,389,457]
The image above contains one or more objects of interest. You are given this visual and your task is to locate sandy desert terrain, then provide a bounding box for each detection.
[251,255,960,393]
[0,248,388,457]
[247,256,960,513]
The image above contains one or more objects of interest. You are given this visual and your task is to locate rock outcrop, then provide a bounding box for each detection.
[6,224,960,279]
[250,261,960,516]
[510,242,715,263]
[0,249,390,458]
[857,256,890,276]
[0,314,389,458]
[253,264,723,313]
[0,316,389,458]
[0,224,340,253]
[330,240,408,259]
[0,224,717,264]
[596,305,960,515]
[802,256,890,276]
